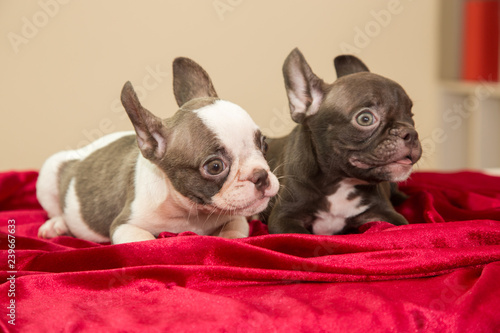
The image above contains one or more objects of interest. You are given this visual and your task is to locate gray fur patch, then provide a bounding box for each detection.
[159,107,229,204]
[58,160,77,211]
[64,135,138,237]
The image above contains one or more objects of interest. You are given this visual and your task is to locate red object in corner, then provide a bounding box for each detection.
[462,0,499,82]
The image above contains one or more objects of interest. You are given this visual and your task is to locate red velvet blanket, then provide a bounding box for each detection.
[1,171,500,332]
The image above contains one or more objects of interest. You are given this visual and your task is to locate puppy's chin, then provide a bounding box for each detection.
[233,196,272,216]
[381,162,413,182]
[203,171,279,216]
[349,157,414,182]
[200,196,271,216]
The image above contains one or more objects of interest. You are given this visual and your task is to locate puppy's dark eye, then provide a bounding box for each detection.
[356,111,375,126]
[204,159,225,175]
[260,136,268,154]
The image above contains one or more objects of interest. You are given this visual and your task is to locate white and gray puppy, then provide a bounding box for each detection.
[37,57,279,244]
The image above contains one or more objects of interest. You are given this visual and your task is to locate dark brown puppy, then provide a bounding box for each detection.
[263,48,422,235]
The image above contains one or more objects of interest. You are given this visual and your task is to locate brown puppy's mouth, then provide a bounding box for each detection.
[349,154,415,170]
[391,155,414,166]
[349,154,415,182]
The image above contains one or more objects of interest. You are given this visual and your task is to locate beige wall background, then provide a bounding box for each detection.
[0,0,439,171]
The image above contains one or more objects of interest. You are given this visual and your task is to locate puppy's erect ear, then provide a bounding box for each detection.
[334,55,370,78]
[173,57,218,107]
[282,48,325,124]
[121,81,167,160]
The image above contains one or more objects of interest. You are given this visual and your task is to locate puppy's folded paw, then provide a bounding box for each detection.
[218,230,248,239]
[111,224,156,244]
[38,216,69,239]
[216,216,250,239]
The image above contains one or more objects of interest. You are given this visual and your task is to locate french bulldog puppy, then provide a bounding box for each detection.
[263,48,422,235]
[37,57,279,244]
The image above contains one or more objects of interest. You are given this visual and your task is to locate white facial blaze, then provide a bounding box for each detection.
[194,100,279,214]
[195,100,259,155]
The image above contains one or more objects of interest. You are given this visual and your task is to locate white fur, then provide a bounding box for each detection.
[64,178,110,243]
[37,150,71,219]
[37,216,68,238]
[116,153,252,244]
[37,131,134,217]
[194,100,280,212]
[312,179,370,235]
[126,155,179,237]
[195,100,260,157]
[72,131,135,159]
[37,131,133,241]
[111,101,279,243]
[112,224,156,244]
[387,164,413,182]
[37,101,279,244]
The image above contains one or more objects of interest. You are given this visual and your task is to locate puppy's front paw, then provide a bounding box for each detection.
[111,224,156,244]
[216,216,249,239]
[38,216,69,239]
[218,230,248,239]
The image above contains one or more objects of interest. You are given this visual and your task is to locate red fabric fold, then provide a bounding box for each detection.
[1,170,500,332]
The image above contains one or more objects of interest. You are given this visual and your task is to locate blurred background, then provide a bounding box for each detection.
[1,0,499,172]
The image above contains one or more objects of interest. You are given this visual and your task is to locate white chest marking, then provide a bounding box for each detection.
[128,154,171,234]
[312,179,369,235]
[127,156,231,236]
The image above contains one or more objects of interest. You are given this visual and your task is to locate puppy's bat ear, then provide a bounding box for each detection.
[121,81,167,160]
[282,48,325,124]
[334,55,370,78]
[173,57,218,107]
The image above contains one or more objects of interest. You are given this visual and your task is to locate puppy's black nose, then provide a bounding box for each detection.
[394,127,419,143]
[250,169,269,192]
